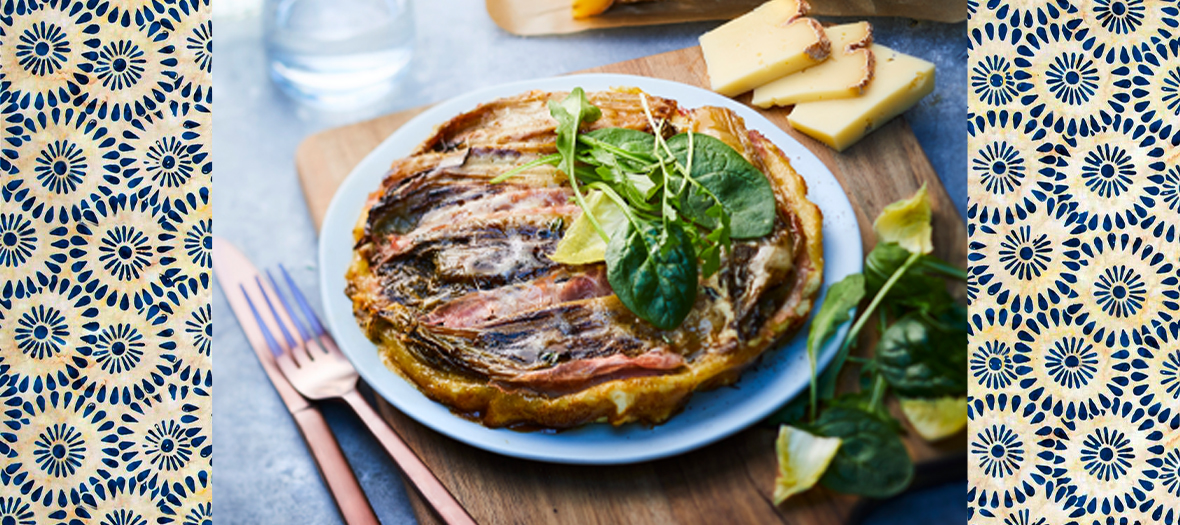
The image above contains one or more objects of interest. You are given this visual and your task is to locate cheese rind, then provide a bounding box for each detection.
[787,44,934,152]
[752,22,875,108]
[699,0,831,97]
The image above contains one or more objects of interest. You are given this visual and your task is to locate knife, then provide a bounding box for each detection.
[213,237,380,525]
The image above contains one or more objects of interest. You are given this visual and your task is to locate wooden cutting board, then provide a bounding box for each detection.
[295,46,967,525]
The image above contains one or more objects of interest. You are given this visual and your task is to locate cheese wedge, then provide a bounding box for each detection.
[699,0,831,97]
[752,22,875,108]
[788,44,934,152]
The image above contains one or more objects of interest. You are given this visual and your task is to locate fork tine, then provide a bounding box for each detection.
[280,264,326,336]
[241,284,283,357]
[267,268,312,342]
[256,275,299,350]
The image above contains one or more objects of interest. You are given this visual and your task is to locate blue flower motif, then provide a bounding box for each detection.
[0,391,117,509]
[1160,447,1180,497]
[973,423,1025,479]
[972,340,1021,390]
[1080,144,1134,198]
[1072,0,1180,65]
[1079,427,1134,480]
[15,21,69,76]
[32,423,86,478]
[0,1,100,110]
[974,140,1026,196]
[1045,52,1100,106]
[1065,232,1179,347]
[187,21,211,74]
[967,394,1056,510]
[997,225,1051,280]
[1054,400,1164,516]
[970,214,1079,315]
[1093,0,1147,35]
[1014,22,1126,136]
[0,496,37,525]
[33,139,88,195]
[972,55,1020,107]
[0,275,95,395]
[1094,265,1147,318]
[77,306,176,405]
[967,110,1068,226]
[1044,336,1099,389]
[92,40,147,92]
[0,212,37,268]
[14,304,68,359]
[1015,312,1126,420]
[0,106,120,226]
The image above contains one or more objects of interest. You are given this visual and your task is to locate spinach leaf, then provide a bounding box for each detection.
[606,217,698,330]
[665,133,777,239]
[805,274,866,417]
[809,407,914,498]
[876,308,968,398]
[865,242,953,313]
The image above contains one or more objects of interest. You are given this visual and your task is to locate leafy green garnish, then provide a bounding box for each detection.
[876,306,968,398]
[809,407,914,498]
[665,133,777,239]
[764,186,966,501]
[492,89,777,330]
[606,217,699,330]
[804,274,865,419]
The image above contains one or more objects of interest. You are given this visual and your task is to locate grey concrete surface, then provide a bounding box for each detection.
[213,4,966,524]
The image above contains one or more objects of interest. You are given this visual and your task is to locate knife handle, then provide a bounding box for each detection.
[342,389,477,525]
[293,407,381,525]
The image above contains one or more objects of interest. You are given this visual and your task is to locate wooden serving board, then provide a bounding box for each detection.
[295,46,967,525]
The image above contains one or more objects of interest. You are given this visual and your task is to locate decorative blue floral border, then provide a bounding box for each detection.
[968,1,1180,523]
[0,0,211,522]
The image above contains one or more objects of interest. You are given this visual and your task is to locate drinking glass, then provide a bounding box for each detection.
[264,0,414,107]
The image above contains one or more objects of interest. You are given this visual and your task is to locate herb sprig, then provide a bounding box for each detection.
[493,88,777,330]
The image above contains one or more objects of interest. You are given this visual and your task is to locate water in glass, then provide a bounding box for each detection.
[265,0,414,107]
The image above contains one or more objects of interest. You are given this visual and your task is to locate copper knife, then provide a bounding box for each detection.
[213,237,380,525]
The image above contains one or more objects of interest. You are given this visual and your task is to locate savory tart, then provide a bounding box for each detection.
[346,88,824,429]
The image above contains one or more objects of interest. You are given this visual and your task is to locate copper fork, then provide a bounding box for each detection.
[246,266,477,525]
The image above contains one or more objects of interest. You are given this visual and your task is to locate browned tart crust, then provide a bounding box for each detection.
[346,88,824,429]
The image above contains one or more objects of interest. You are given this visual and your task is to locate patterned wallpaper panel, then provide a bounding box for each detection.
[0,0,212,523]
[968,0,1180,523]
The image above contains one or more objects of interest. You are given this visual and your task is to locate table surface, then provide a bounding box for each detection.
[212,4,967,524]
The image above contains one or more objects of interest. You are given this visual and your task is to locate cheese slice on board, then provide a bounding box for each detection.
[752,22,875,108]
[699,0,831,97]
[788,44,934,152]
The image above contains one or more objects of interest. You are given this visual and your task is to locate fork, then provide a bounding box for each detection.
[244,265,477,525]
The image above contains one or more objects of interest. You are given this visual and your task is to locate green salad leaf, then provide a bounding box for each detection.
[606,217,699,330]
[809,407,914,498]
[666,132,777,239]
[875,305,968,398]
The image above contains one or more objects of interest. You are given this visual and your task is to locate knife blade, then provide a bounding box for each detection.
[212,237,379,525]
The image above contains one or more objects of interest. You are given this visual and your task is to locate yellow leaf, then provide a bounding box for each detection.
[900,397,967,441]
[873,184,933,255]
[773,425,842,505]
[549,190,627,265]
